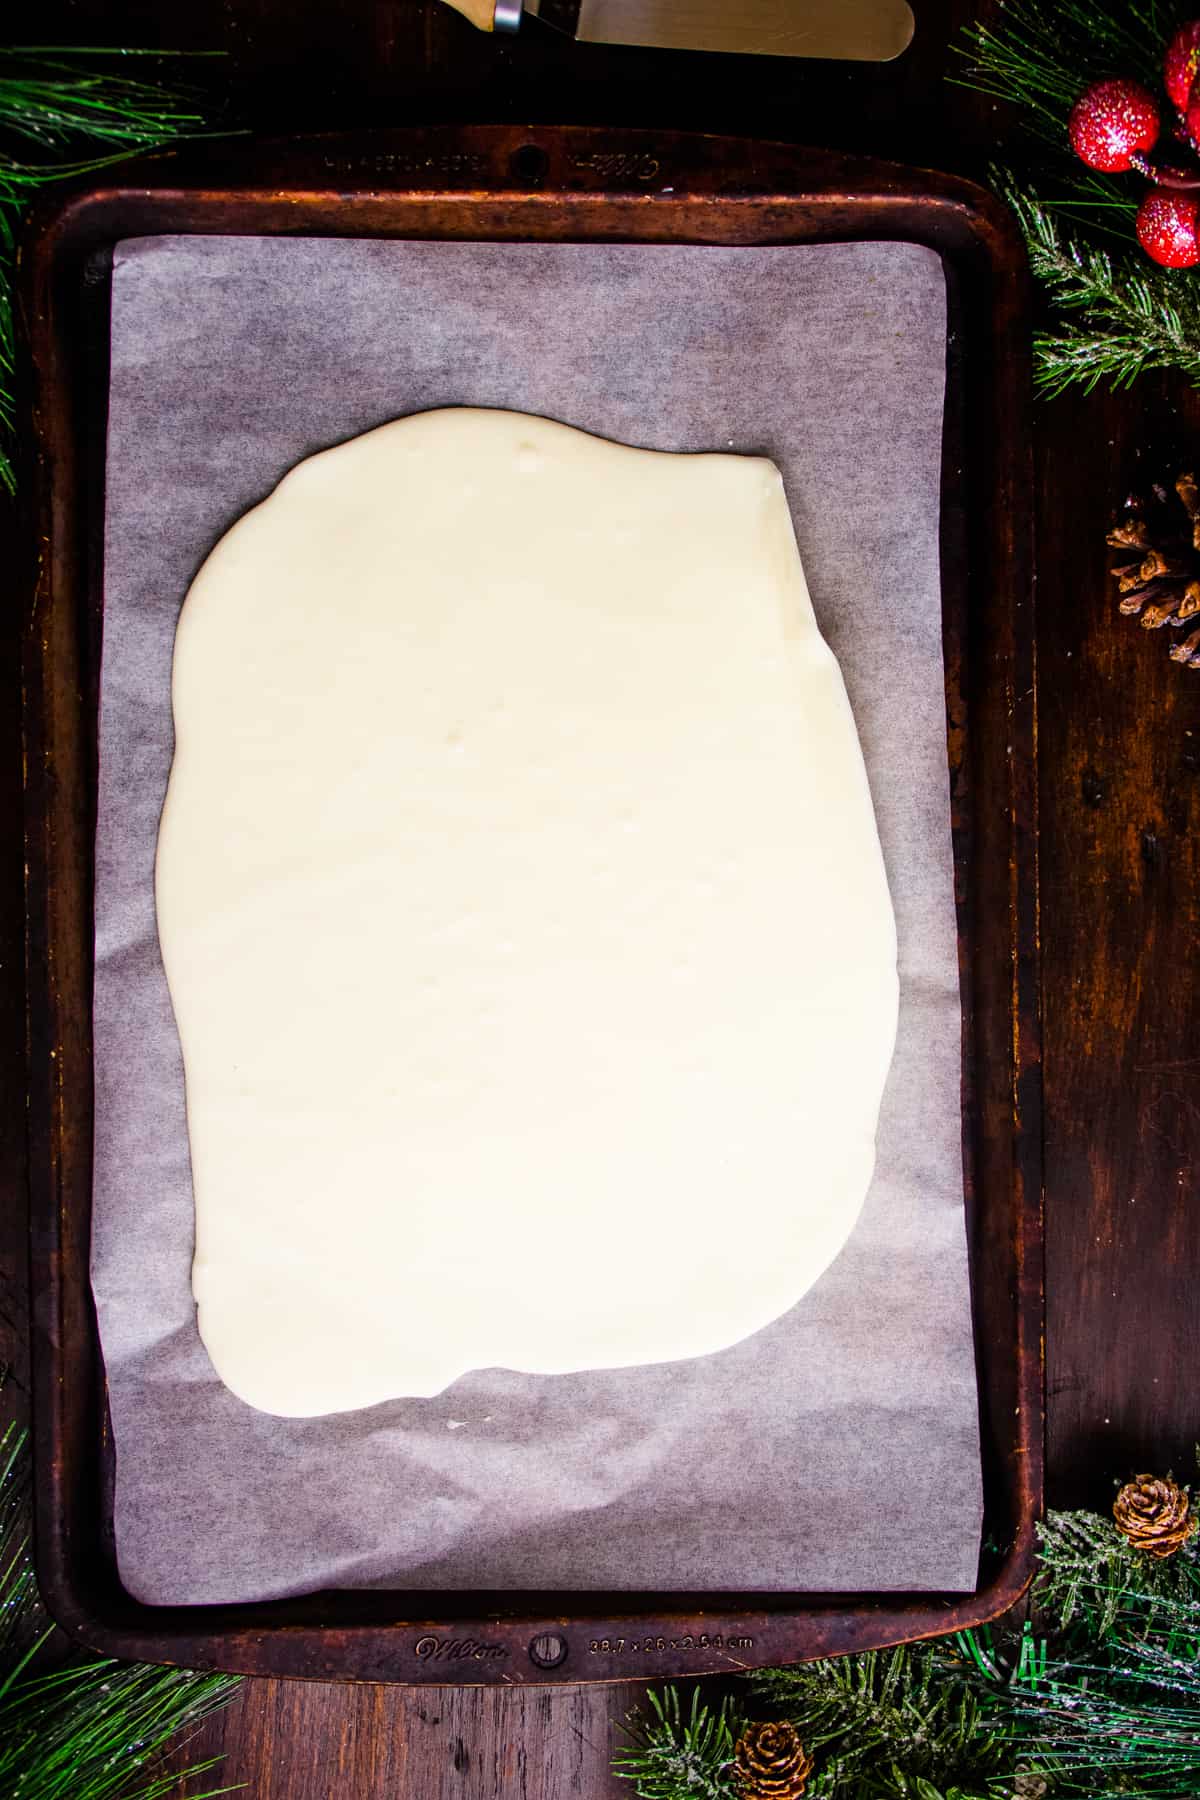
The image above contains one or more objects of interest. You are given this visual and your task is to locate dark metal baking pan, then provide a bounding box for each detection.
[21,123,1041,1684]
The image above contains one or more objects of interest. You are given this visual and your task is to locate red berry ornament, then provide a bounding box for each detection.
[1164,21,1200,112]
[1137,191,1200,266]
[1069,78,1161,172]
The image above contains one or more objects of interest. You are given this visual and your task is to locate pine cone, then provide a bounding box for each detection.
[1108,472,1200,667]
[1113,1473,1197,1557]
[732,1721,814,1798]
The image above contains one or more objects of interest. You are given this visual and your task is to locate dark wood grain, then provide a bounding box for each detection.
[1036,375,1200,1506]
[170,1678,646,1798]
[0,0,1196,1792]
[0,507,29,1434]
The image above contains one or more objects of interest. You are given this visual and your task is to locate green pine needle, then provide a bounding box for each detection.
[0,49,211,153]
[997,172,1200,394]
[0,1661,242,1800]
[997,1546,1200,1795]
[751,1644,1011,1799]
[952,1,1187,140]
[0,1418,242,1800]
[616,1485,1200,1798]
[1033,1503,1200,1638]
[0,46,222,495]
[953,2,1200,397]
[614,1685,743,1800]
[0,1415,39,1674]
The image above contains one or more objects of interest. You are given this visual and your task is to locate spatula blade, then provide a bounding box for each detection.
[528,0,915,61]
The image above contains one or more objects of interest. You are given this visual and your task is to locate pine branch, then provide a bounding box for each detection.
[1033,1506,1200,1637]
[0,49,210,153]
[993,1623,1200,1793]
[967,1509,1200,1795]
[751,1644,1012,1798]
[952,1,1188,145]
[997,173,1200,393]
[0,1662,243,1800]
[614,1686,742,1800]
[614,1473,1200,1800]
[0,1420,49,1683]
[0,47,223,495]
[613,1559,1200,1800]
[951,2,1200,396]
[0,1416,243,1800]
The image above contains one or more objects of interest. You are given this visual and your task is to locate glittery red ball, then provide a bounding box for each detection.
[1068,79,1160,171]
[1165,21,1200,112]
[1136,191,1200,267]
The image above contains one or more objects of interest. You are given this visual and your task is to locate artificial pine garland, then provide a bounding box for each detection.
[0,1418,239,1799]
[617,1687,743,1800]
[0,46,215,493]
[615,1474,1200,1799]
[956,1,1200,394]
[990,177,1200,396]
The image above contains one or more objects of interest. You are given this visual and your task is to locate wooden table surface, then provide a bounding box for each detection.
[3,1,1199,1793]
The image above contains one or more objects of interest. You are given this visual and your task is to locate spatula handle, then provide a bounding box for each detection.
[439,0,524,29]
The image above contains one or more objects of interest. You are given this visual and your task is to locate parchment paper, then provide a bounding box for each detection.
[96,237,982,1605]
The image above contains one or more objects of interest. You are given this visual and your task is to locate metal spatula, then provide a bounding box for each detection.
[441,0,915,62]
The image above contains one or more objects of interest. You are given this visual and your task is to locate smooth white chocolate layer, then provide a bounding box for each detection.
[156,408,899,1416]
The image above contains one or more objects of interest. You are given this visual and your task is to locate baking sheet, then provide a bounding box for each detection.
[96,236,981,1605]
